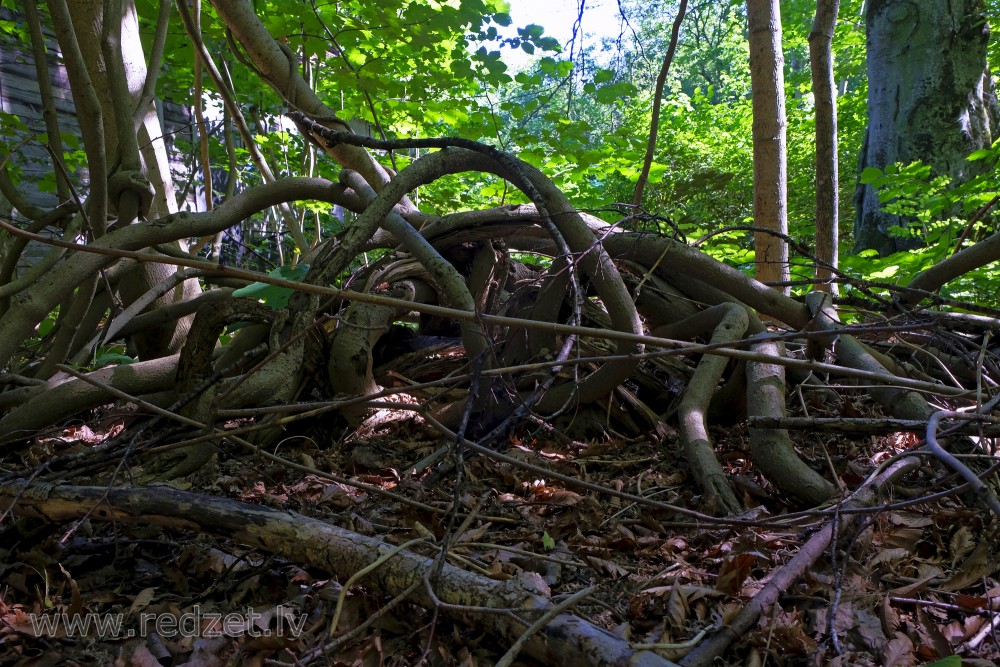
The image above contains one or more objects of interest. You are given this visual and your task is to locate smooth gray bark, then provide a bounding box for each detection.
[854,0,999,254]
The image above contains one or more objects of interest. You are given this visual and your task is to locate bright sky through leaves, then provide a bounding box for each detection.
[501,0,624,68]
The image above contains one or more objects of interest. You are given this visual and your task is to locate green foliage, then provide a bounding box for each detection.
[922,656,960,667]
[843,140,1000,306]
[989,0,1000,74]
[0,12,27,42]
[483,0,873,276]
[859,161,960,251]
[0,110,28,165]
[840,243,998,308]
[232,264,311,309]
[0,110,27,138]
[265,0,519,134]
[91,349,135,369]
[840,247,935,287]
[63,0,999,314]
[860,140,999,238]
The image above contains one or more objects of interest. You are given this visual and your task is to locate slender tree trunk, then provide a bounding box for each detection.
[746,0,790,294]
[67,0,201,359]
[809,0,840,294]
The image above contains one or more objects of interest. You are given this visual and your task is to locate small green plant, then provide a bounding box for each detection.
[541,531,555,551]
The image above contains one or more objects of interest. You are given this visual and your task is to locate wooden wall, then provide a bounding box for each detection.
[0,8,193,274]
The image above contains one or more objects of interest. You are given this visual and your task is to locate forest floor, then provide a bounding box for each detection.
[2,363,999,666]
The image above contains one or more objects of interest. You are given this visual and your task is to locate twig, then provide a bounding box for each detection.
[494,586,597,667]
[748,416,1000,435]
[926,410,1000,519]
[953,193,1000,254]
[312,581,421,658]
[967,609,1000,650]
[329,537,427,636]
[679,456,920,667]
[632,626,708,650]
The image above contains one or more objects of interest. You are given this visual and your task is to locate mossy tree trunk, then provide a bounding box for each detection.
[854,0,999,255]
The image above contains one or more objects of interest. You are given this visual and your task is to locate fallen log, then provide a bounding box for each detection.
[0,481,677,667]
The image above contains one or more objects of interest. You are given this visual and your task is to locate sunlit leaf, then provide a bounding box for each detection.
[232,264,310,309]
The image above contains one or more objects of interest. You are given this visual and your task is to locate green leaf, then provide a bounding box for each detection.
[595,81,636,104]
[520,24,545,39]
[0,110,27,135]
[859,167,884,184]
[36,308,59,338]
[593,68,616,84]
[93,353,135,368]
[923,657,960,667]
[535,37,561,52]
[869,265,899,279]
[541,531,555,551]
[232,264,310,309]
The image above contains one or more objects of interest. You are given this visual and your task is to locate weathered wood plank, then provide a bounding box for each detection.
[0,6,200,270]
[0,70,77,104]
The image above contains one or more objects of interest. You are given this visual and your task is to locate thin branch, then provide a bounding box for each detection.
[133,0,173,130]
[495,586,596,667]
[926,410,1000,519]
[631,0,688,207]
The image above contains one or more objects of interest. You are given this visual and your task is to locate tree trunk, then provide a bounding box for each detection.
[746,0,790,294]
[809,0,840,294]
[66,0,201,360]
[854,0,999,255]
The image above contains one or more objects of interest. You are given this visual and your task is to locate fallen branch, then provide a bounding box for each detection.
[749,416,1000,435]
[678,456,920,667]
[926,409,1000,519]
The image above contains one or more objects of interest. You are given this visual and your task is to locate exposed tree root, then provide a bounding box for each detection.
[660,303,749,514]
[747,335,836,506]
[3,214,990,504]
